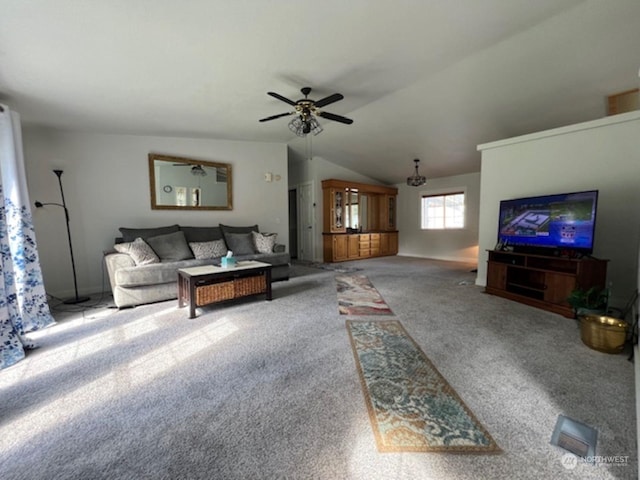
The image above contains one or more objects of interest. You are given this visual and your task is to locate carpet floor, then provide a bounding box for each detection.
[0,256,636,479]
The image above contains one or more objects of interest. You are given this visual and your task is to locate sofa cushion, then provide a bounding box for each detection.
[224,232,256,255]
[234,251,290,266]
[219,224,259,235]
[115,258,212,287]
[252,231,277,254]
[189,239,227,259]
[180,226,224,243]
[219,223,258,247]
[114,238,160,266]
[146,231,193,262]
[119,224,180,242]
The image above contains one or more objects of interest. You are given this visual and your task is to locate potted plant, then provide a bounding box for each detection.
[567,286,609,317]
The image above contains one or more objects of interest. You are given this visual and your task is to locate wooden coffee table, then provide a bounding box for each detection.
[178,261,272,318]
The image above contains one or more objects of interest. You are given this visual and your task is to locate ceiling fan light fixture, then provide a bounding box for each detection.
[191,165,207,176]
[308,117,323,136]
[407,158,426,186]
[288,115,323,137]
[288,116,305,137]
[263,87,351,136]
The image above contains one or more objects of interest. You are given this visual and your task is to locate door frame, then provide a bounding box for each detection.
[297,181,315,262]
[288,187,298,260]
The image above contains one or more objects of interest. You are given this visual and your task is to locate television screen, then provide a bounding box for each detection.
[497,190,598,254]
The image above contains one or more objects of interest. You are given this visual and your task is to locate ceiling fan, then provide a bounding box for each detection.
[259,87,353,136]
[172,163,211,176]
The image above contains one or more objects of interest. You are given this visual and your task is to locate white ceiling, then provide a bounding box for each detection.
[1,0,639,184]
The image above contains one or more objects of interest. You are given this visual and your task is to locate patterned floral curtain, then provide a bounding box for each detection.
[0,106,55,369]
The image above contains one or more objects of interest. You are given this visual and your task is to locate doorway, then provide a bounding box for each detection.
[288,188,298,260]
[297,182,314,262]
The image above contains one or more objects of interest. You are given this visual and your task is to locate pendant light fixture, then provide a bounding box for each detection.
[406,158,426,186]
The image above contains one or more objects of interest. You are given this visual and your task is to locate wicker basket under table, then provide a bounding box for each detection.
[178,262,273,318]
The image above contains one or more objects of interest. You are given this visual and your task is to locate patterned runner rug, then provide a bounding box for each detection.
[335,275,393,315]
[346,320,500,453]
[306,262,362,273]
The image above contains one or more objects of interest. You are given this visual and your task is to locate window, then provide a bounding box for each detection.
[421,192,465,229]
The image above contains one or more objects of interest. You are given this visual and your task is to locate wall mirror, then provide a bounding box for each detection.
[148,153,232,210]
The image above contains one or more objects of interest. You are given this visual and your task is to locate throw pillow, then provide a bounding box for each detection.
[252,231,277,254]
[224,232,256,256]
[146,231,193,262]
[119,224,180,243]
[181,226,224,243]
[219,224,259,248]
[114,238,160,265]
[189,239,228,260]
[219,224,259,235]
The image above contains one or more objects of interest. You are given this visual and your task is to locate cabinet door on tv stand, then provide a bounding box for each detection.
[487,263,508,290]
[543,272,575,305]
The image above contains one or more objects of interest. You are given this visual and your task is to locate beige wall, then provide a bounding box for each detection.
[476,111,640,307]
[24,128,288,298]
[396,172,481,263]
[288,154,481,264]
[288,154,382,261]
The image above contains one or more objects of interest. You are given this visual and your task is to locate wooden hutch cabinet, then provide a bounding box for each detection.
[322,179,398,262]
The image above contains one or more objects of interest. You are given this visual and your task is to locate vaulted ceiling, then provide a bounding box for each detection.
[1,1,639,184]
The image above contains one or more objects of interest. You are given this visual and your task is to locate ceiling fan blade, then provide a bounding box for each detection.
[314,93,344,108]
[259,112,294,122]
[267,91,297,106]
[318,111,353,125]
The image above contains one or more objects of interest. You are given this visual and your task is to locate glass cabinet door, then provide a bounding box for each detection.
[334,189,343,230]
[347,189,359,230]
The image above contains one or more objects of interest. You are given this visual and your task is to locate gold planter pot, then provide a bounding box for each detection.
[579,314,628,354]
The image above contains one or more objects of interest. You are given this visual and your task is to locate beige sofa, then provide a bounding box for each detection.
[104,224,289,308]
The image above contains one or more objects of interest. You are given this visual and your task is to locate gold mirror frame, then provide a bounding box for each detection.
[148,153,233,210]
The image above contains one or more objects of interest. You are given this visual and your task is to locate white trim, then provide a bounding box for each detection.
[477,110,640,152]
[419,185,467,197]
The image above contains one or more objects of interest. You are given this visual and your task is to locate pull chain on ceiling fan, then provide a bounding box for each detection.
[259,87,353,136]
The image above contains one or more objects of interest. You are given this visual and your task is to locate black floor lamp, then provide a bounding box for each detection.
[35,169,89,304]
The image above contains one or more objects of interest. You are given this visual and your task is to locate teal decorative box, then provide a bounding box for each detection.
[221,257,236,268]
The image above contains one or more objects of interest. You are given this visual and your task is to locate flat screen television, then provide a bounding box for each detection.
[497,190,598,255]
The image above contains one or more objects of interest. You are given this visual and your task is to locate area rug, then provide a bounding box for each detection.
[346,320,500,453]
[307,262,362,273]
[336,275,393,315]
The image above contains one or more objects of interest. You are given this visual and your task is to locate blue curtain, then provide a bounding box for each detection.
[0,106,55,369]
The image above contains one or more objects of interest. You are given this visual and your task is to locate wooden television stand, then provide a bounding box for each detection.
[485,250,607,318]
